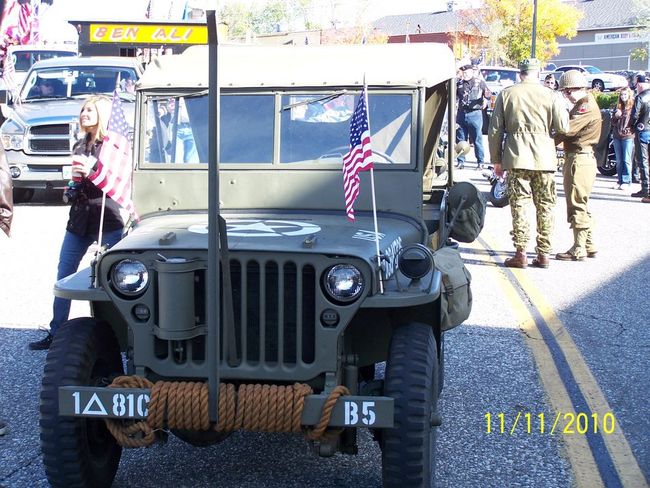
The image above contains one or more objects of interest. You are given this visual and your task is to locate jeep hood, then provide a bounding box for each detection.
[112,212,427,263]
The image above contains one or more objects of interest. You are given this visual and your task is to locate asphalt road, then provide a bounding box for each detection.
[0,166,648,487]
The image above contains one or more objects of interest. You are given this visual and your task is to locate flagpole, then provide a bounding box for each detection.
[94,192,107,287]
[363,75,384,294]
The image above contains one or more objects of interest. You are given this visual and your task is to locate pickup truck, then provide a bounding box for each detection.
[0,56,141,202]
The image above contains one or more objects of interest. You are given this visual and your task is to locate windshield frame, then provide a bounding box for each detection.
[136,88,419,171]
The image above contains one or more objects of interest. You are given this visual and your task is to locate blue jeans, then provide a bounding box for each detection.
[49,229,123,336]
[457,109,485,166]
[613,137,634,184]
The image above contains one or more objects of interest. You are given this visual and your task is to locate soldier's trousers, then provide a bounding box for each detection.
[507,168,556,255]
[563,152,596,229]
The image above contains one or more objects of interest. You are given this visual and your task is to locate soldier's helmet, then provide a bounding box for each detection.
[558,70,588,90]
[518,58,541,72]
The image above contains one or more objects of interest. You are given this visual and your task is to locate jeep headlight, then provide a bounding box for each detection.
[111,259,149,296]
[1,134,24,150]
[323,264,364,303]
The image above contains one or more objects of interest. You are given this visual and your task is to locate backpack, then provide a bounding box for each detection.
[432,246,472,331]
[449,188,487,243]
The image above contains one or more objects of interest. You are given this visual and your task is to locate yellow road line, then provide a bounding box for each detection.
[470,236,602,488]
[476,234,648,488]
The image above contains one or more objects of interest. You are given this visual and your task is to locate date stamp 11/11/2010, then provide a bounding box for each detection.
[484,412,617,435]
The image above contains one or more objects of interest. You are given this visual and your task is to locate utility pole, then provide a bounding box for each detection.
[531,0,538,57]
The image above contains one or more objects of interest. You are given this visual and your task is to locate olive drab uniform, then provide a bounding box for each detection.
[488,80,569,255]
[554,93,601,258]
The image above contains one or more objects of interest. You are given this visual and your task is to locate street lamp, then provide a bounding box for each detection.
[531,0,538,57]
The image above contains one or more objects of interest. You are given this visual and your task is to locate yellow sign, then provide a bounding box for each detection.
[89,24,207,44]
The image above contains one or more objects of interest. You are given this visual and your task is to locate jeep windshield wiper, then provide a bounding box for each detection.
[281,90,348,111]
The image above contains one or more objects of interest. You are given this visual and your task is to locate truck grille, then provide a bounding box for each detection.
[27,124,72,154]
[29,139,70,151]
[29,124,70,135]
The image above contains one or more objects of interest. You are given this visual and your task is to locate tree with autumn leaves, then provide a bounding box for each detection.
[457,0,582,66]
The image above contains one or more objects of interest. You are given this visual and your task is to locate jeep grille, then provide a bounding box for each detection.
[227,258,316,365]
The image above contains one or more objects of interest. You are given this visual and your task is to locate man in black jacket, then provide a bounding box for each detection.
[631,75,650,200]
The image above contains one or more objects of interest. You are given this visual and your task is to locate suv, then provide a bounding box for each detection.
[41,41,481,487]
[0,56,141,202]
[553,65,627,91]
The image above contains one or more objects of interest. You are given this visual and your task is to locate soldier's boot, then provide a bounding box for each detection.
[585,229,597,258]
[504,249,528,268]
[556,228,588,261]
[531,254,550,268]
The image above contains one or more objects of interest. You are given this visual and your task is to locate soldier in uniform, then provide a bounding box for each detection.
[554,70,602,261]
[488,58,569,269]
[456,62,491,169]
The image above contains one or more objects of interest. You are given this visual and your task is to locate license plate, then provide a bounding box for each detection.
[62,165,72,180]
[59,386,150,419]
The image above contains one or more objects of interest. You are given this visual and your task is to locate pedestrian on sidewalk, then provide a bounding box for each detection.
[456,62,491,170]
[488,58,569,269]
[554,70,601,261]
[630,75,650,201]
[29,96,125,350]
[611,87,635,190]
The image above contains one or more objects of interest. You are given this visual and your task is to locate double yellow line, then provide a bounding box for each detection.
[475,234,647,488]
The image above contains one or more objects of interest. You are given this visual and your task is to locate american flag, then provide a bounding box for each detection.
[342,90,373,221]
[17,1,33,44]
[2,50,16,90]
[88,91,138,218]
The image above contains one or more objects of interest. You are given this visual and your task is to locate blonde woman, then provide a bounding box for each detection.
[611,87,635,189]
[29,96,125,350]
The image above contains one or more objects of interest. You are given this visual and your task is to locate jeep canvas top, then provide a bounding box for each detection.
[41,16,482,488]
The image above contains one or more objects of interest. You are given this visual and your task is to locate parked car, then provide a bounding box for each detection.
[0,56,141,202]
[553,65,627,91]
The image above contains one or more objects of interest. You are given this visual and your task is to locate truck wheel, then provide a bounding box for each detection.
[13,188,35,203]
[382,322,439,487]
[40,318,124,488]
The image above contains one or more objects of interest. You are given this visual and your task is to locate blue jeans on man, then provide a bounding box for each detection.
[457,109,485,168]
[612,137,634,185]
[49,228,123,336]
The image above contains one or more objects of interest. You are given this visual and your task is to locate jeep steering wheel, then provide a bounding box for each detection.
[318,146,397,165]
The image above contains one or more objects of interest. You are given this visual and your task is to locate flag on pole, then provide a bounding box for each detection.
[17,1,33,44]
[88,91,138,218]
[342,89,373,221]
[1,49,16,90]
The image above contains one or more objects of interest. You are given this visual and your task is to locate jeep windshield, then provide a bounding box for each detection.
[142,91,414,166]
[20,66,138,101]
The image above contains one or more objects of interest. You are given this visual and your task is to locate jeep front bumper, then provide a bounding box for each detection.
[59,386,394,428]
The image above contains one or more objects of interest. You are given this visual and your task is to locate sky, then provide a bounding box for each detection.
[48,0,449,23]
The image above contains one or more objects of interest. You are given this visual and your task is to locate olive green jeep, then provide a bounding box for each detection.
[40,28,483,488]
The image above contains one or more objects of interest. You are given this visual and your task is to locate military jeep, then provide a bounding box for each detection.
[40,31,482,488]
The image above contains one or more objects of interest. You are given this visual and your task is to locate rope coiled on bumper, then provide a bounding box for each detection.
[104,376,349,448]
